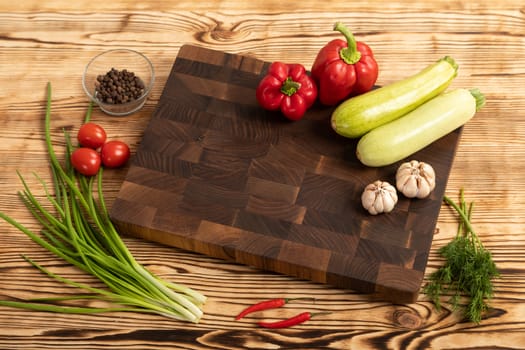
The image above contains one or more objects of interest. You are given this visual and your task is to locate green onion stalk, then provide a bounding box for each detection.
[0,83,206,323]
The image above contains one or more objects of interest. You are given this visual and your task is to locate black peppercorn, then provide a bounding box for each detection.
[94,68,146,105]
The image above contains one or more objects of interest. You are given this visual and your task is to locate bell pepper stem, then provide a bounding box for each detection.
[334,22,361,65]
[281,77,301,96]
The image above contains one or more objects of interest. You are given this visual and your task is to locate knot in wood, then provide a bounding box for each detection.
[393,309,423,329]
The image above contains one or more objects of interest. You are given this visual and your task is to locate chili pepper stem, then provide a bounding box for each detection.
[333,22,361,64]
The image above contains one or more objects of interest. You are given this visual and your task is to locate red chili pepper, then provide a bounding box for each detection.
[257,311,331,329]
[311,22,379,106]
[235,297,314,320]
[256,61,318,121]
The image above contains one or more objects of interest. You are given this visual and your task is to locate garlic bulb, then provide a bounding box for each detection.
[361,180,398,215]
[396,160,436,199]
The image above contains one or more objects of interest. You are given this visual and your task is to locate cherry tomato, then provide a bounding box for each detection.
[77,122,107,149]
[100,140,130,168]
[71,147,101,176]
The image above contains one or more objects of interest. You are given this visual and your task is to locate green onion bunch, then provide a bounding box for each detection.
[0,83,206,323]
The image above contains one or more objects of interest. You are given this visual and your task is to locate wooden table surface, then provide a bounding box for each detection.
[1,1,524,349]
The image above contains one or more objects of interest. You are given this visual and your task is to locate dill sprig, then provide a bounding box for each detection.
[424,189,499,323]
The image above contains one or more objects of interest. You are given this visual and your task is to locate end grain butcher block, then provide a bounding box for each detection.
[110,44,461,303]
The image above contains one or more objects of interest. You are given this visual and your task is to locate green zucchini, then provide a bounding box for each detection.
[331,56,458,138]
[356,88,485,167]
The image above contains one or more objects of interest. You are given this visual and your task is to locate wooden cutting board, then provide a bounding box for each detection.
[110,44,461,303]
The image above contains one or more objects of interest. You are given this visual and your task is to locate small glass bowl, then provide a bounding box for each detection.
[82,49,155,116]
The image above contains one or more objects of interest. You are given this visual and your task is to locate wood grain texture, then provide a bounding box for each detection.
[1,1,525,349]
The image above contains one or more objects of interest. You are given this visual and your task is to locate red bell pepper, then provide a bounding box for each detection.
[311,22,379,106]
[256,62,318,121]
